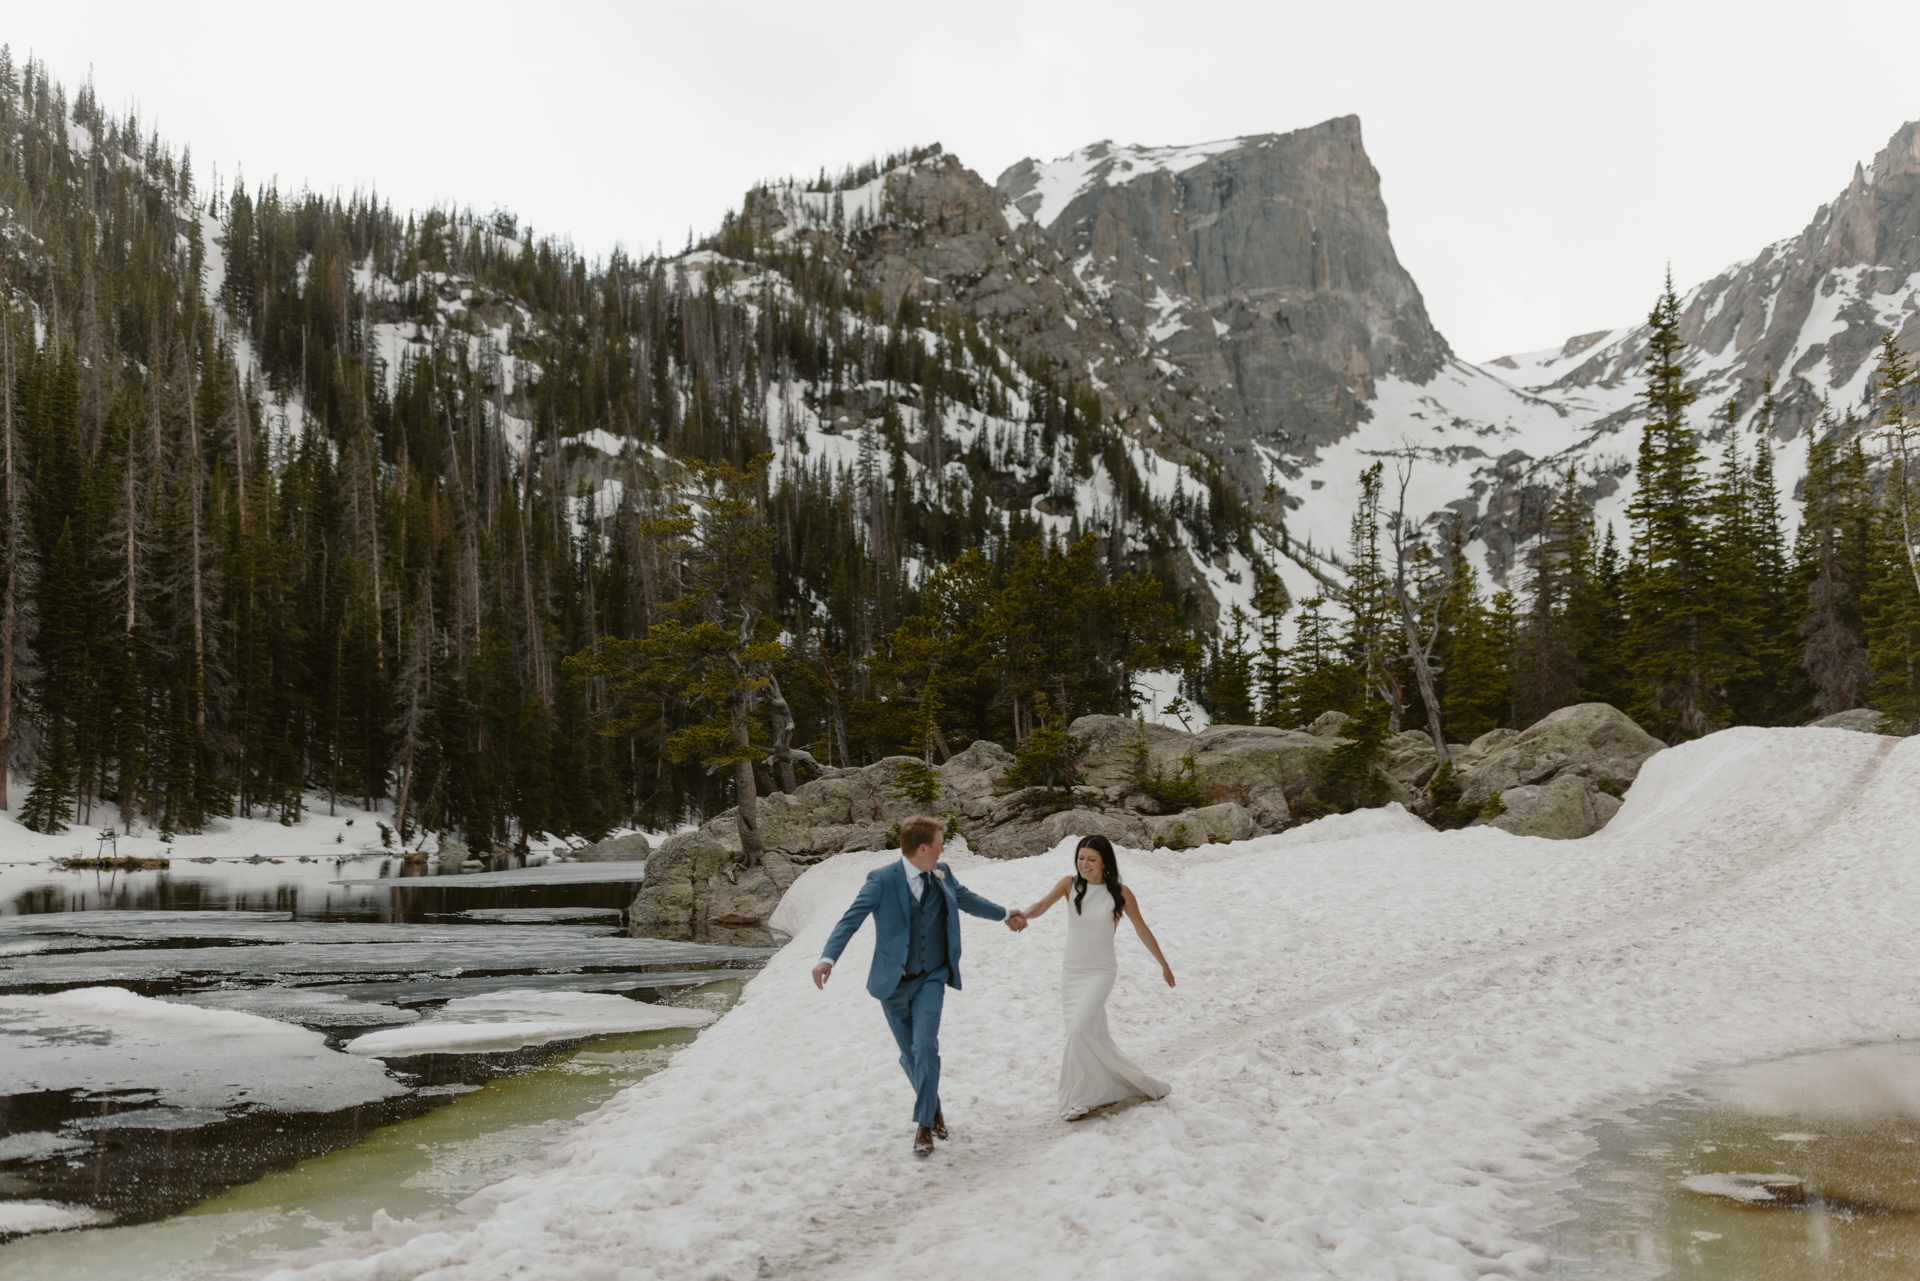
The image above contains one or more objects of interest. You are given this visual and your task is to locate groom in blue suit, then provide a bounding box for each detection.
[812,815,1025,1156]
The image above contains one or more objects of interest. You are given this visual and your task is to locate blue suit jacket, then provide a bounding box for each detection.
[821,859,1007,998]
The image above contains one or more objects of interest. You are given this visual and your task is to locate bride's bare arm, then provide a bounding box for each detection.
[1023,877,1073,920]
[1120,887,1175,986]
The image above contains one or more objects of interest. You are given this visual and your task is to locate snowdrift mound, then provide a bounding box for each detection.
[267,729,1918,1281]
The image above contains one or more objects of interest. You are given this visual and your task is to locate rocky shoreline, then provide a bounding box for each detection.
[628,702,1686,945]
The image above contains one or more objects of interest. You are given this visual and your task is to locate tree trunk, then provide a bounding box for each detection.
[0,299,15,810]
[817,628,850,768]
[765,673,799,793]
[184,334,207,734]
[730,688,764,867]
[1398,595,1449,768]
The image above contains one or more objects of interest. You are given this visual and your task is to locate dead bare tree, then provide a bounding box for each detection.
[1388,455,1454,769]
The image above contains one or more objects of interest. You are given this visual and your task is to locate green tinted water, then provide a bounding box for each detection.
[0,980,741,1279]
[1541,1042,1920,1279]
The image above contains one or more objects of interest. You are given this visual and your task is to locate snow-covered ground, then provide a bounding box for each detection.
[251,726,1919,1280]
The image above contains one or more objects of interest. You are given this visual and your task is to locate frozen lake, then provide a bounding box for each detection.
[0,840,765,1243]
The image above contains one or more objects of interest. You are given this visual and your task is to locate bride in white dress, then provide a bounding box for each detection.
[1020,835,1174,1119]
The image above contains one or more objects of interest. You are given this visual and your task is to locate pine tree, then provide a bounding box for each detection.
[1513,466,1590,726]
[1253,574,1291,726]
[1796,406,1873,718]
[1201,606,1256,725]
[1342,463,1399,727]
[1573,523,1631,710]
[1282,596,1358,727]
[1624,274,1720,741]
[1706,405,1764,719]
[1864,335,1920,732]
[1732,381,1800,723]
[1433,522,1508,741]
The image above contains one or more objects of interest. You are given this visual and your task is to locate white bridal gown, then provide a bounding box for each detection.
[1059,882,1170,1119]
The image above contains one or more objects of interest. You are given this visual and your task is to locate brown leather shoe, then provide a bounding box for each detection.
[931,1112,949,1141]
[913,1125,934,1157]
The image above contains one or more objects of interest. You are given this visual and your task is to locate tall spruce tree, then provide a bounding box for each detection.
[1864,335,1920,732]
[1796,406,1873,717]
[1731,382,1801,723]
[1624,275,1721,741]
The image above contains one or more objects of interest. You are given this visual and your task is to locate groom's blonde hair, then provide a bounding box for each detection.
[898,816,942,858]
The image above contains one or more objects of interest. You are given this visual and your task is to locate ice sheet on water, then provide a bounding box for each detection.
[0,909,290,935]
[455,908,622,923]
[0,936,143,956]
[66,1108,232,1131]
[303,969,741,1006]
[0,987,405,1113]
[332,863,646,889]
[0,913,614,944]
[163,987,421,1028]
[0,1132,91,1162]
[344,990,715,1057]
[0,936,768,987]
[1679,1172,1802,1203]
[0,1200,111,1234]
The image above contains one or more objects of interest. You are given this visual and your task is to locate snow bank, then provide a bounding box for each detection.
[344,991,716,1057]
[0,987,405,1118]
[263,729,1920,1280]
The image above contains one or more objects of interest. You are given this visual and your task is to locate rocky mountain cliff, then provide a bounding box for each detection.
[814,115,1920,600]
[1488,120,1920,503]
[760,121,1612,597]
[998,119,1449,469]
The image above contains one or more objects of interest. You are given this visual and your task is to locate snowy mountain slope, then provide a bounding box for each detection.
[990,121,1631,590]
[254,726,1919,1280]
[1485,118,1920,520]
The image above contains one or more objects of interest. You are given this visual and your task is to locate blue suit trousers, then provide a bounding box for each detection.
[882,966,947,1126]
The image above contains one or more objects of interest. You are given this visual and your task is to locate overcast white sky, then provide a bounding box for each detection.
[12,2,1920,361]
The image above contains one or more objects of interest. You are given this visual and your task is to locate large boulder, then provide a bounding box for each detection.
[1068,715,1330,831]
[1808,709,1892,735]
[1382,730,1441,791]
[968,807,1150,860]
[1145,802,1257,849]
[1488,775,1602,840]
[631,820,803,946]
[573,832,651,862]
[1455,703,1663,811]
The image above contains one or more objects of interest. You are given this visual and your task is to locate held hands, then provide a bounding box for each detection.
[1005,909,1028,932]
[811,960,833,989]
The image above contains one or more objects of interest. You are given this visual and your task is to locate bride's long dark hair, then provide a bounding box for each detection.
[1072,835,1125,920]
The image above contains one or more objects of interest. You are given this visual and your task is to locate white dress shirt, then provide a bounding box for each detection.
[820,856,933,965]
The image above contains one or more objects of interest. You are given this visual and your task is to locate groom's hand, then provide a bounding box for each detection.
[1005,910,1027,932]
[811,961,833,989]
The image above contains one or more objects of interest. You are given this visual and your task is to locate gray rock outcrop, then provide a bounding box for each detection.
[633,716,1351,942]
[1487,775,1603,841]
[1453,703,1665,814]
[999,119,1451,495]
[632,702,1669,941]
[572,832,652,862]
[1807,709,1891,735]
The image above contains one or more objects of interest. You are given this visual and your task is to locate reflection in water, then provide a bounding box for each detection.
[1,855,637,922]
[0,980,742,1278]
[1540,1042,1920,1279]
